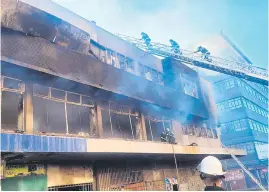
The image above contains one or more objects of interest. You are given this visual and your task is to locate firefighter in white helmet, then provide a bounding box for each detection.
[197,156,226,191]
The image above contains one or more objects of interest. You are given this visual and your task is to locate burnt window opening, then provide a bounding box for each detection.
[102,111,136,140]
[180,74,198,99]
[101,102,136,140]
[200,127,207,137]
[99,100,109,110]
[1,91,24,131]
[181,125,188,135]
[82,96,94,106]
[145,119,153,141]
[188,125,195,136]
[67,92,81,104]
[212,128,218,139]
[195,126,201,137]
[102,110,113,138]
[51,88,66,100]
[2,77,23,91]
[33,97,66,134]
[33,84,95,136]
[67,104,91,135]
[145,117,173,142]
[33,84,49,97]
[207,128,213,138]
[151,69,158,82]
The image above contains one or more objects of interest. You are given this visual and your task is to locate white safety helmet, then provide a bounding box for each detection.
[197,156,226,176]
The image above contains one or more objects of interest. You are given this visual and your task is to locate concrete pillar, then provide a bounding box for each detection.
[135,112,142,140]
[140,114,147,141]
[24,83,34,133]
[96,105,103,138]
[90,107,97,137]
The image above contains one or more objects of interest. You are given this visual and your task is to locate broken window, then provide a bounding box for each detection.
[212,128,218,139]
[3,77,23,90]
[158,73,164,85]
[100,49,107,63]
[181,124,188,135]
[1,91,23,131]
[138,63,144,76]
[125,58,134,71]
[107,50,117,67]
[51,88,66,100]
[118,55,134,72]
[1,77,24,131]
[67,92,81,103]
[33,84,95,136]
[144,66,152,81]
[200,126,207,137]
[145,117,172,142]
[180,74,198,98]
[195,126,201,137]
[119,54,126,70]
[82,96,94,106]
[33,97,66,134]
[67,104,91,135]
[151,69,158,82]
[101,101,136,140]
[207,128,213,138]
[102,110,113,138]
[145,119,153,141]
[33,84,49,97]
[188,125,195,136]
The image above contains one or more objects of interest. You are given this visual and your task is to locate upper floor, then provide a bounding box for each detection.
[0,66,245,159]
[0,64,218,145]
[1,0,163,85]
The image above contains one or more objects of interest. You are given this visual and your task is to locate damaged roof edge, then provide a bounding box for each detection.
[1,28,209,119]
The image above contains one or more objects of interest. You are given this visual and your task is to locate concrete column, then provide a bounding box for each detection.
[135,112,142,140]
[90,107,97,137]
[24,83,34,133]
[96,105,103,138]
[140,114,147,141]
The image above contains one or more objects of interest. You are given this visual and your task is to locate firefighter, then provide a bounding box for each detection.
[161,128,176,144]
[197,156,226,191]
[141,32,152,48]
[169,39,181,54]
[195,46,211,61]
[161,128,168,142]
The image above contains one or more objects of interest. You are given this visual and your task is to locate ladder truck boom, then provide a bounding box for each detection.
[221,144,266,191]
[116,34,268,86]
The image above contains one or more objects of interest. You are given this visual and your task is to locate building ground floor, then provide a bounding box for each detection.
[1,152,207,191]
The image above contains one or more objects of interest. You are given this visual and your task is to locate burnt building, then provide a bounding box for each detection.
[0,0,245,191]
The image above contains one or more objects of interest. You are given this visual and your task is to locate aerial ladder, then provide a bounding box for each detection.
[116,33,267,190]
[115,34,268,86]
[221,144,267,191]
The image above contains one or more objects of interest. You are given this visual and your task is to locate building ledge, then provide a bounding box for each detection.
[1,133,246,161]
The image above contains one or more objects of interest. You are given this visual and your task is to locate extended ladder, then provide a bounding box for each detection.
[115,34,268,86]
[222,144,266,191]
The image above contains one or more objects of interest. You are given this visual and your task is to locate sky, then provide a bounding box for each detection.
[52,0,268,69]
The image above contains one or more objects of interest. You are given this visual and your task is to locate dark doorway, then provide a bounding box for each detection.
[173,184,178,191]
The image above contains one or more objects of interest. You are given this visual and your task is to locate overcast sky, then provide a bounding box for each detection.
[52,0,268,69]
